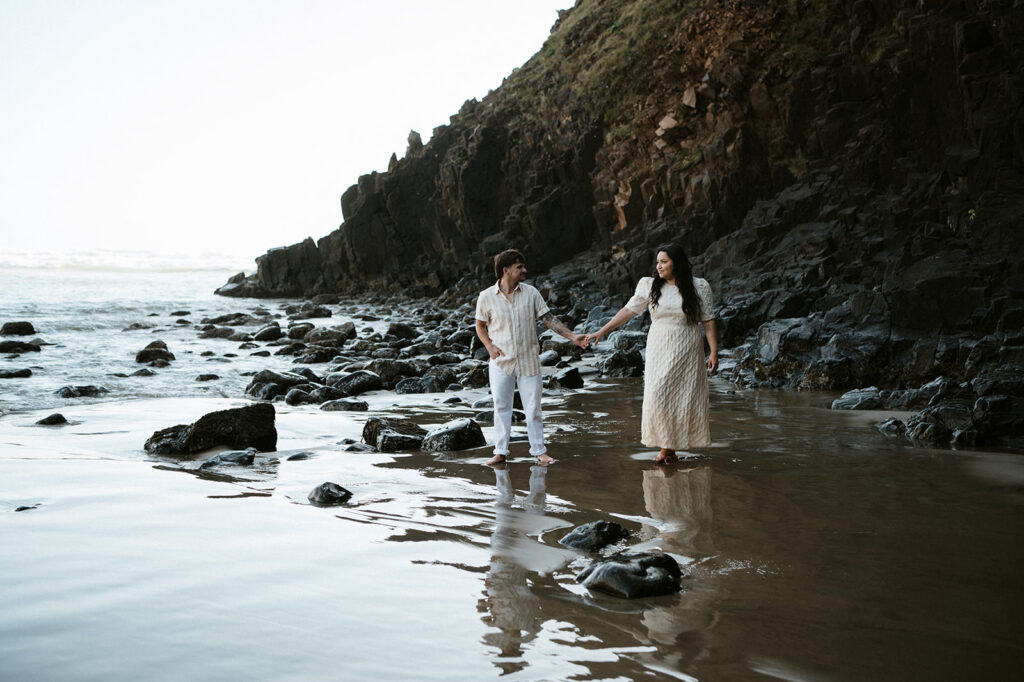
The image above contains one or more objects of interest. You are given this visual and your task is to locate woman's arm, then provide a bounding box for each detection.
[703,319,719,374]
[585,307,638,344]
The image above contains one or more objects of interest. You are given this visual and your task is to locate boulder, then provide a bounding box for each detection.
[559,520,630,550]
[288,322,316,339]
[0,368,32,378]
[36,413,68,426]
[421,418,486,451]
[576,553,683,599]
[308,482,352,506]
[306,323,356,346]
[1,321,35,336]
[539,349,561,366]
[599,349,644,378]
[144,402,277,455]
[395,376,443,394]
[387,322,418,339]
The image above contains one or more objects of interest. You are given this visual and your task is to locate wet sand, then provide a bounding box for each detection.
[2,379,1023,680]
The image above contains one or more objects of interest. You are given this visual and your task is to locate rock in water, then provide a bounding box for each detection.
[145,403,277,455]
[576,553,683,599]
[1,321,36,336]
[362,416,426,452]
[421,418,485,452]
[308,482,352,506]
[198,448,258,469]
[0,368,32,379]
[36,413,68,426]
[559,520,630,550]
[831,387,882,410]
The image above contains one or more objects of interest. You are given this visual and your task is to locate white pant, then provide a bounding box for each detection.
[488,361,546,456]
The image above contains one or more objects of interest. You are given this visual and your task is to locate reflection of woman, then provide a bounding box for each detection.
[587,244,718,464]
[641,466,714,557]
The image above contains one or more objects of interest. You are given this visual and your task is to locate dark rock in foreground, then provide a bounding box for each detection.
[321,398,369,412]
[1,321,35,336]
[559,520,631,551]
[308,482,352,506]
[421,418,485,452]
[145,402,277,455]
[0,368,32,379]
[36,413,68,426]
[576,553,683,599]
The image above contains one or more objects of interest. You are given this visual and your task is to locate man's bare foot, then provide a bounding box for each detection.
[536,453,554,465]
[653,449,678,464]
[486,454,507,467]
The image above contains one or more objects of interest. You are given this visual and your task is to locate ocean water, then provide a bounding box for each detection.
[2,253,1024,681]
[0,251,288,416]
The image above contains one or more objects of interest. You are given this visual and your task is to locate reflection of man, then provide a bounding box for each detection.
[479,465,549,670]
[475,249,588,466]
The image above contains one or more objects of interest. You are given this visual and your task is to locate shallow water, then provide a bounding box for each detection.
[2,380,1022,681]
[2,266,1023,680]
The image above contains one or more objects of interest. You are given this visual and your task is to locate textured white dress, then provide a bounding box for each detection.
[625,277,715,450]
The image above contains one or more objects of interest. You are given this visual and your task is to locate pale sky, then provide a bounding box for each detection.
[0,0,572,265]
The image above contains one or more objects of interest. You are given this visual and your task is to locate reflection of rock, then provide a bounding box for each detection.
[576,553,682,599]
[641,466,714,556]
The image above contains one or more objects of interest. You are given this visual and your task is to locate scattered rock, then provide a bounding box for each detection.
[36,413,68,426]
[55,385,108,398]
[136,340,175,364]
[321,398,369,411]
[308,482,352,506]
[362,416,426,453]
[576,553,683,599]
[198,448,257,468]
[559,520,630,550]
[0,368,31,379]
[831,386,883,410]
[0,340,41,353]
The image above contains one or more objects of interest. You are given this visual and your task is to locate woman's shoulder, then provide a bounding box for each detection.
[637,276,655,286]
[692,276,711,289]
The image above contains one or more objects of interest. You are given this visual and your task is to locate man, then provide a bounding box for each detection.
[475,249,588,466]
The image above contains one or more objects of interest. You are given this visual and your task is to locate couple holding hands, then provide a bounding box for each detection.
[475,245,718,467]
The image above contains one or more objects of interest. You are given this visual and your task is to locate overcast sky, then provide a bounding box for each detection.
[0,0,572,265]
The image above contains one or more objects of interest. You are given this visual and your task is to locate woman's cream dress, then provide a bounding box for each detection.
[625,277,715,450]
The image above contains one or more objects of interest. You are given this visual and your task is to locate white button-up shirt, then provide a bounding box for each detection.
[475,281,549,377]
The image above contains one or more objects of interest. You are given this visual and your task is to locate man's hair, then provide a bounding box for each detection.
[494,249,525,280]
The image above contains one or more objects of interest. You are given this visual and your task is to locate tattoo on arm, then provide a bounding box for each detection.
[541,312,575,339]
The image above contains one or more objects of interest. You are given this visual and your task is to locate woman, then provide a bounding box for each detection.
[586,244,718,463]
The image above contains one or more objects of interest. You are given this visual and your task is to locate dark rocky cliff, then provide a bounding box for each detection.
[218,0,1023,392]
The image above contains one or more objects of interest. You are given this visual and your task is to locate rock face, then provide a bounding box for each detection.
[144,402,277,455]
[215,0,1024,395]
[576,553,683,599]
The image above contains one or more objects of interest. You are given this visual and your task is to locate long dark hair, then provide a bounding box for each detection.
[650,243,701,321]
